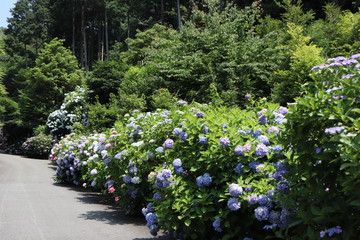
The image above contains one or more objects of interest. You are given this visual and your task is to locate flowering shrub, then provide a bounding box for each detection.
[22,134,54,159]
[46,87,87,138]
[51,100,291,239]
[281,54,360,239]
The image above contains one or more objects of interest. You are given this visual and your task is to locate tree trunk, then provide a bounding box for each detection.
[177,0,182,32]
[105,4,109,60]
[81,5,88,72]
[72,2,75,55]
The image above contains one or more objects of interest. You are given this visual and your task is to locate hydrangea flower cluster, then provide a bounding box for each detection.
[320,226,342,238]
[154,169,174,188]
[196,173,212,187]
[172,158,184,175]
[212,218,223,232]
[219,137,230,147]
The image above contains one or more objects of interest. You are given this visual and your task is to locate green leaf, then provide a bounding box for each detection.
[184,219,191,227]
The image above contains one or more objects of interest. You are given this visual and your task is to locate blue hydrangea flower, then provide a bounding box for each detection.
[255,143,269,157]
[258,114,268,125]
[324,126,345,134]
[131,176,140,184]
[173,128,183,136]
[180,132,188,141]
[162,169,172,178]
[320,226,342,238]
[172,158,182,168]
[229,183,243,197]
[202,173,212,186]
[155,147,164,153]
[201,125,209,134]
[275,161,289,174]
[199,136,208,144]
[175,167,184,175]
[247,194,258,205]
[254,206,269,221]
[145,213,158,225]
[258,135,270,145]
[227,197,241,211]
[249,161,260,169]
[315,148,322,154]
[274,113,286,125]
[256,164,266,173]
[267,190,276,200]
[269,211,281,225]
[273,145,283,152]
[273,172,283,181]
[278,107,288,115]
[153,192,161,200]
[177,100,188,105]
[196,176,204,187]
[129,166,138,173]
[277,181,290,194]
[234,145,245,156]
[219,137,230,147]
[252,129,262,138]
[234,163,244,174]
[163,139,174,149]
[266,126,280,135]
[212,218,223,232]
[149,224,160,236]
[196,111,205,118]
[258,194,269,206]
[123,174,131,183]
[196,173,212,187]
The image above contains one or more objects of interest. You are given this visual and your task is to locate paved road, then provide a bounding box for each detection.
[0,153,168,240]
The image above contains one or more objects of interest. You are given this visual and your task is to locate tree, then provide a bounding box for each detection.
[19,38,82,131]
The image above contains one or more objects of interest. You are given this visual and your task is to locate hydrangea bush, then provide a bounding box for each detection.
[51,100,291,239]
[281,54,360,239]
[22,134,54,159]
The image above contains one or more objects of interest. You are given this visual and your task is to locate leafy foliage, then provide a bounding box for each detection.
[281,54,360,239]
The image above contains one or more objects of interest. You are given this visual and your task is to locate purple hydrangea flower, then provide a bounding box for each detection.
[256,164,266,173]
[320,226,342,238]
[162,169,172,178]
[311,64,329,71]
[213,218,223,232]
[273,145,283,152]
[273,172,283,181]
[350,53,360,59]
[173,128,183,136]
[131,176,140,184]
[257,194,269,206]
[249,161,260,169]
[274,113,286,125]
[129,166,138,173]
[163,139,174,149]
[123,174,132,183]
[149,224,160,236]
[234,163,244,174]
[227,197,241,211]
[247,194,258,205]
[172,158,182,168]
[175,167,184,175]
[278,107,288,115]
[266,126,280,134]
[219,137,230,147]
[267,190,276,200]
[177,100,188,105]
[234,145,245,156]
[324,126,345,134]
[201,125,209,134]
[258,135,270,145]
[258,114,268,125]
[269,211,281,225]
[277,181,290,194]
[199,136,208,144]
[155,147,164,153]
[245,94,251,100]
[153,192,161,200]
[196,111,205,118]
[315,148,322,154]
[254,206,269,221]
[180,132,188,141]
[146,213,158,225]
[255,143,269,157]
[229,183,243,197]
[196,173,212,187]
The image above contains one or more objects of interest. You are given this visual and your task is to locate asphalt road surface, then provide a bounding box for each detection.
[0,153,169,240]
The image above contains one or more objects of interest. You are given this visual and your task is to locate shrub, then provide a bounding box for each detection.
[281,53,360,239]
[22,134,54,159]
[51,100,292,239]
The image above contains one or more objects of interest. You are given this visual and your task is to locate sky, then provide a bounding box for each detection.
[0,0,17,28]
